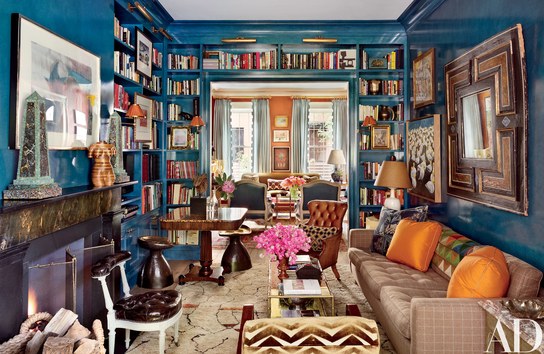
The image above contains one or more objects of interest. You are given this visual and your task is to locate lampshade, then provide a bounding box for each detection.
[374,161,412,189]
[190,115,205,127]
[327,149,346,165]
[362,116,377,127]
[125,103,145,119]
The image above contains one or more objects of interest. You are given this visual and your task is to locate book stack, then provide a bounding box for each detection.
[141,74,162,94]
[152,48,162,68]
[167,77,200,95]
[166,160,198,179]
[360,188,404,206]
[167,183,194,205]
[142,182,162,213]
[122,204,139,220]
[114,51,139,82]
[113,83,130,111]
[359,79,403,95]
[281,279,322,295]
[114,17,132,48]
[168,53,199,70]
[359,103,404,122]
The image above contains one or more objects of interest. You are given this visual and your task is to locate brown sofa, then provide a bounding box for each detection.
[241,172,320,185]
[348,223,543,354]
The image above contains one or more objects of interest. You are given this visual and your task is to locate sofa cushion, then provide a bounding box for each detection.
[447,246,510,298]
[348,248,448,300]
[386,219,442,272]
[301,224,338,252]
[371,206,428,255]
[503,252,543,298]
[267,178,287,191]
[431,225,479,279]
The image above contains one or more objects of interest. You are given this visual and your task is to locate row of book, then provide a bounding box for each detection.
[142,153,161,183]
[114,51,140,82]
[114,83,130,111]
[359,132,403,151]
[281,49,356,70]
[168,53,199,70]
[167,183,194,205]
[114,17,133,48]
[359,79,403,96]
[360,188,404,206]
[141,74,162,94]
[166,160,198,179]
[166,78,200,95]
[359,104,405,122]
[361,49,404,70]
[358,211,380,229]
[203,50,278,70]
[142,182,162,214]
[167,103,188,121]
[121,204,139,221]
[152,48,162,68]
[361,161,382,180]
[149,100,164,121]
[167,230,199,245]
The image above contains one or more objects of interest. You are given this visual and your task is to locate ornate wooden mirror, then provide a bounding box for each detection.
[445,24,528,215]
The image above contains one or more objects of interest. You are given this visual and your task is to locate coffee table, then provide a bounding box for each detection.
[267,260,334,318]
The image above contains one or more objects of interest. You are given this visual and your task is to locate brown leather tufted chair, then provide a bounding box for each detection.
[301,200,348,280]
[91,251,182,354]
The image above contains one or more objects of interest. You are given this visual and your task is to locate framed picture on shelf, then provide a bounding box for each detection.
[273,147,290,171]
[10,14,101,149]
[413,48,436,108]
[170,126,190,149]
[135,28,152,79]
[371,125,391,149]
[368,57,387,69]
[406,114,442,202]
[134,93,152,142]
[274,116,289,128]
[273,130,290,142]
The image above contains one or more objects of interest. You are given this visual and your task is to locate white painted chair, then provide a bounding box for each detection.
[91,251,182,354]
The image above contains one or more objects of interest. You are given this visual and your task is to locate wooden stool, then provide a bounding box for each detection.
[138,236,174,289]
[219,226,252,274]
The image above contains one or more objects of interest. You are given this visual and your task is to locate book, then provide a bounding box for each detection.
[296,254,311,263]
[282,279,321,295]
[280,309,320,318]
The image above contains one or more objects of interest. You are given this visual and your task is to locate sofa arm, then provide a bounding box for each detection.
[411,298,486,354]
[348,228,373,252]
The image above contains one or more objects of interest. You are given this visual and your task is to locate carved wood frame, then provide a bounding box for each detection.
[445,24,528,215]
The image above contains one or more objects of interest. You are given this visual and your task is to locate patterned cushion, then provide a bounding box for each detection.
[301,225,338,252]
[371,206,428,255]
[242,316,380,353]
[267,178,288,191]
[430,225,479,279]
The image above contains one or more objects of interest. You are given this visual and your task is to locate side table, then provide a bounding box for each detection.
[219,225,253,273]
[137,236,174,289]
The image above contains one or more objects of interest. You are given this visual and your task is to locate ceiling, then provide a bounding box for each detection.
[158,0,415,21]
[211,81,349,98]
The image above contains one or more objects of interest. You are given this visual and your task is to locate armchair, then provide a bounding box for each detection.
[230,180,273,226]
[91,251,182,354]
[297,180,341,220]
[301,200,348,280]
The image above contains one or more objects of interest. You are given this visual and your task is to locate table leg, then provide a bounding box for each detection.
[178,230,225,286]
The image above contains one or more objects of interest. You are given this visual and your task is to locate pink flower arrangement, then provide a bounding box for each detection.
[254,223,311,264]
[214,172,235,199]
[280,176,306,189]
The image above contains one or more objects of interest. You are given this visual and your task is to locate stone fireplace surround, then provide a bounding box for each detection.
[0,182,135,343]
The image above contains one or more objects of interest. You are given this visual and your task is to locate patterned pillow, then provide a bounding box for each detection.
[371,205,428,255]
[267,179,287,191]
[300,224,338,252]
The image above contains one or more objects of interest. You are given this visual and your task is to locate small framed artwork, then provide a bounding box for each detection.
[413,48,436,108]
[135,28,152,79]
[170,126,190,149]
[134,93,152,142]
[273,147,290,171]
[369,57,388,69]
[275,116,288,128]
[371,125,391,149]
[406,114,442,202]
[273,130,289,142]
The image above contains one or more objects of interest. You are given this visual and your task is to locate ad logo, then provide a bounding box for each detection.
[486,319,542,353]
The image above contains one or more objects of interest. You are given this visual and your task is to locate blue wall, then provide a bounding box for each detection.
[402,0,544,271]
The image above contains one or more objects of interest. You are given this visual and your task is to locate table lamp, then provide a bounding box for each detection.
[374,160,411,210]
[327,149,346,182]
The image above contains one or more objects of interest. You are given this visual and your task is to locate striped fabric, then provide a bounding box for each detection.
[242,316,380,353]
[431,225,479,279]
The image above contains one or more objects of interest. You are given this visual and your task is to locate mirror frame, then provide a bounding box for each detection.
[445,24,528,215]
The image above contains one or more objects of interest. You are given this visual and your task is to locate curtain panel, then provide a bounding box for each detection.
[213,99,232,174]
[291,98,310,172]
[252,98,271,173]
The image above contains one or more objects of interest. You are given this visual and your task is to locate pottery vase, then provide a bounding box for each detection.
[277,258,289,281]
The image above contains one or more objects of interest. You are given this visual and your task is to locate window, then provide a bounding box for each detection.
[308,102,334,176]
[230,102,253,180]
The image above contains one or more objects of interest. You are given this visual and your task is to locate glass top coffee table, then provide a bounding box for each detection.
[267,259,334,318]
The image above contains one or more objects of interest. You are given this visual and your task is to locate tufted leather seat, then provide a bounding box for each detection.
[115,290,182,322]
[300,200,348,280]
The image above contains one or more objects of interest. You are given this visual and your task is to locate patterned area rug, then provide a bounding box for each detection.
[126,251,396,353]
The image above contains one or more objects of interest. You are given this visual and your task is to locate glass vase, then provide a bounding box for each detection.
[289,186,298,199]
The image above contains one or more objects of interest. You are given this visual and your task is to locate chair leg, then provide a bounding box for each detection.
[174,319,180,345]
[109,327,116,354]
[332,264,341,280]
[125,328,130,348]
[159,329,166,354]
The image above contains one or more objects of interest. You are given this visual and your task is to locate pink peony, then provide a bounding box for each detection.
[222,180,235,194]
[254,223,311,264]
[280,176,306,189]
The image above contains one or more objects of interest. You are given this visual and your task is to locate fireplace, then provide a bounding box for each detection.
[0,182,133,342]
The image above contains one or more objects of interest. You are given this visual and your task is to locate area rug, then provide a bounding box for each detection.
[126,256,396,354]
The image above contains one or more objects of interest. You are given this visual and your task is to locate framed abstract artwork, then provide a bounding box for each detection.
[274,116,288,128]
[134,93,153,142]
[273,130,289,142]
[135,28,152,79]
[273,147,290,171]
[170,126,190,150]
[406,114,442,203]
[413,48,436,109]
[370,125,390,150]
[10,13,101,149]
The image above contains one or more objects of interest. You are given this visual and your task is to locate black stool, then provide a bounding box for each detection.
[219,226,252,274]
[138,236,174,289]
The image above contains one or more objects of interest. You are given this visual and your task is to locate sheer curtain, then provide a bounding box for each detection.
[252,98,271,173]
[462,95,483,158]
[332,98,348,176]
[291,98,309,172]
[213,99,232,174]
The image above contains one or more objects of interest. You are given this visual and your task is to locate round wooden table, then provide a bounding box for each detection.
[219,225,253,274]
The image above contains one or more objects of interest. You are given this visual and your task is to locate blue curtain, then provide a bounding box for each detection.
[213,99,232,175]
[332,98,348,176]
[291,98,309,172]
[252,98,271,173]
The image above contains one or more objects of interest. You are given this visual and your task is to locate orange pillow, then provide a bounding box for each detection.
[447,246,510,298]
[386,219,442,271]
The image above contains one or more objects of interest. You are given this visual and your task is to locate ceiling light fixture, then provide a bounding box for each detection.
[221,37,257,43]
[302,37,338,43]
[128,2,154,23]
[152,26,173,41]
